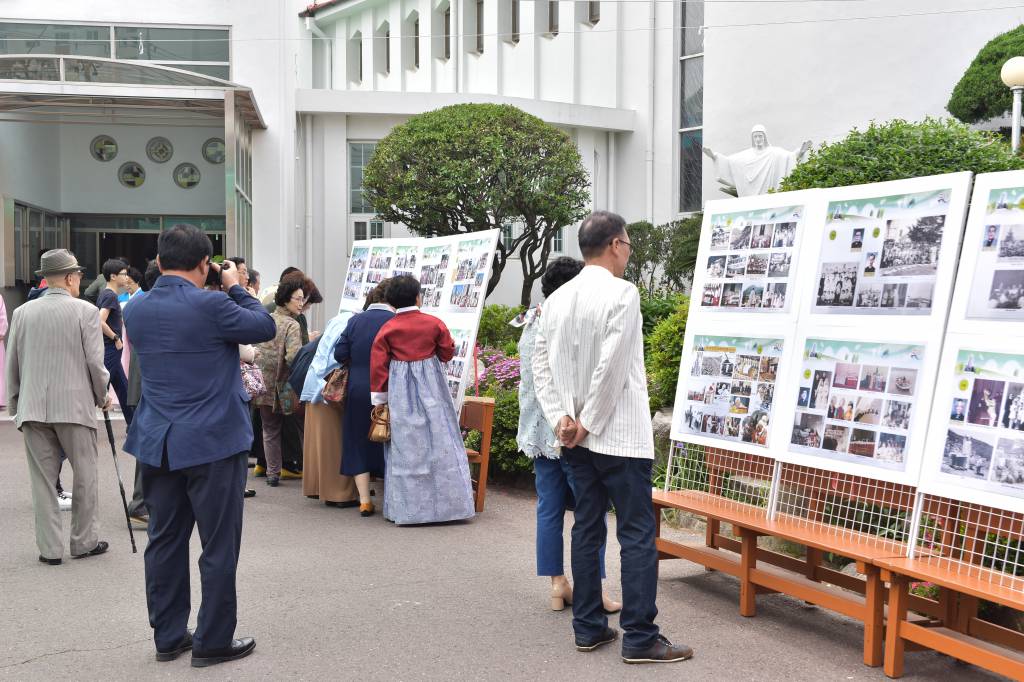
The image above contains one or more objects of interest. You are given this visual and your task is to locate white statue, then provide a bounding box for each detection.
[703,125,812,197]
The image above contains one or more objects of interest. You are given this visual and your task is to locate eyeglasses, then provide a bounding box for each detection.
[117,271,128,277]
[290,295,306,303]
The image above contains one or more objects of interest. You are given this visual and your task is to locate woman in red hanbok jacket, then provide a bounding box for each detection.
[370,275,475,525]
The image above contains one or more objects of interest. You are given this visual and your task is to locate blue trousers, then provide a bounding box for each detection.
[534,456,606,578]
[141,450,247,653]
[564,446,660,652]
[104,343,134,426]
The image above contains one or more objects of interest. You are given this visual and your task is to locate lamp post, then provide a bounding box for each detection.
[1001,57,1024,153]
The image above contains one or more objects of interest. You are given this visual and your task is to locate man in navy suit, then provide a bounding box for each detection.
[124,224,275,667]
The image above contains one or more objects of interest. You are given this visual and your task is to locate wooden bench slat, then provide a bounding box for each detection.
[898,622,1024,679]
[876,557,1024,610]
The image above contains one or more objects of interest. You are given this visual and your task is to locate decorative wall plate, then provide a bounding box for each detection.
[173,162,201,189]
[146,136,174,163]
[90,135,118,162]
[202,137,225,164]
[117,161,145,188]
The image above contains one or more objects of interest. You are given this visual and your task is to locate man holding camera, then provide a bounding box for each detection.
[124,224,275,667]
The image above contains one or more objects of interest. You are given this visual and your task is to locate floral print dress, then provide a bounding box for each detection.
[516,307,560,460]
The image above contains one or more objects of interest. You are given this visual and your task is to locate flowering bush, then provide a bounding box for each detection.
[479,348,521,389]
[464,347,532,475]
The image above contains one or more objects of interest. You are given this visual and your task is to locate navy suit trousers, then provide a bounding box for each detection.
[141,450,247,653]
[563,446,660,652]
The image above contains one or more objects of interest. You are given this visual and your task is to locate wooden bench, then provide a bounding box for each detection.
[878,496,1024,679]
[460,396,494,513]
[655,443,930,667]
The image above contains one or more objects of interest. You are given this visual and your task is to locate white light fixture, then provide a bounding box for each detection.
[1001,56,1024,153]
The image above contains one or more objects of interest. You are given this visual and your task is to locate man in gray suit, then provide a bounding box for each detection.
[7,249,112,565]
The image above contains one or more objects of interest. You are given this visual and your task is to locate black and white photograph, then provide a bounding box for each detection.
[725,417,742,438]
[853,396,883,425]
[745,253,769,276]
[707,256,726,278]
[859,365,889,393]
[882,400,912,430]
[710,225,730,250]
[998,225,1024,260]
[881,283,908,308]
[968,378,1005,428]
[855,284,882,308]
[879,215,945,276]
[822,424,850,453]
[772,222,797,248]
[726,255,747,279]
[876,433,907,463]
[731,380,753,397]
[735,355,761,381]
[730,224,752,250]
[750,224,773,249]
[849,429,878,458]
[982,224,1001,250]
[851,228,864,251]
[762,283,786,309]
[791,412,824,448]
[721,283,743,307]
[904,282,934,309]
[768,252,791,278]
[741,285,763,308]
[941,429,994,479]
[756,383,774,408]
[810,369,833,410]
[990,437,1024,488]
[863,252,878,276]
[987,270,1024,309]
[797,387,810,408]
[889,368,918,396]
[816,262,858,307]
[1002,383,1024,431]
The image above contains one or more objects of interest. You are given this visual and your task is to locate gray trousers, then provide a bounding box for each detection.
[23,422,100,559]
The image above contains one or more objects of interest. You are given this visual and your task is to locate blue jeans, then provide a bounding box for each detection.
[534,456,606,578]
[564,446,660,652]
[104,343,134,426]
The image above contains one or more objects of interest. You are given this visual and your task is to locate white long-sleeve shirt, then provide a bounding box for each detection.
[532,265,654,459]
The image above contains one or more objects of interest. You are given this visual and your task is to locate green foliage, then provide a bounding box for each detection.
[476,304,525,355]
[780,118,1024,192]
[948,26,1024,124]
[465,379,534,475]
[623,220,663,293]
[661,215,702,291]
[645,296,689,410]
[622,215,701,294]
[363,103,590,303]
[640,293,684,337]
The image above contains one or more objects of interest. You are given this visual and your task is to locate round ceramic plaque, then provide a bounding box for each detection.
[146,136,174,163]
[90,135,118,162]
[173,162,201,189]
[202,137,225,164]
[118,161,145,188]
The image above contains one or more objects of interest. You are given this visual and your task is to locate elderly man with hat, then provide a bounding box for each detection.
[6,249,112,565]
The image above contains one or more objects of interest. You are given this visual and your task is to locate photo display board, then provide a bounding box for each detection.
[669,325,793,456]
[339,230,499,407]
[693,192,818,319]
[919,335,1024,513]
[804,173,971,329]
[776,327,938,485]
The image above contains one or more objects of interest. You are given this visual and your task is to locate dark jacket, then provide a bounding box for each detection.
[123,275,276,469]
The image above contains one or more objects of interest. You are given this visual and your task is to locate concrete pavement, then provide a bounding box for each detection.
[0,421,1002,680]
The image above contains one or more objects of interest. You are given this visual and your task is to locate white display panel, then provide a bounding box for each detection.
[691,191,820,320]
[669,321,795,458]
[949,170,1024,337]
[775,326,940,485]
[802,173,972,331]
[338,230,499,407]
[919,334,1024,514]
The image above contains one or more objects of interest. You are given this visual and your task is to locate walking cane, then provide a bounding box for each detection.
[102,392,137,554]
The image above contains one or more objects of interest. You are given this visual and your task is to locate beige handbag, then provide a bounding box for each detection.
[368,404,391,443]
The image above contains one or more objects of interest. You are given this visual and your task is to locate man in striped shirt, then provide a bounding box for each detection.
[533,211,692,664]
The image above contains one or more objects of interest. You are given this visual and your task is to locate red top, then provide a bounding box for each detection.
[370,310,456,393]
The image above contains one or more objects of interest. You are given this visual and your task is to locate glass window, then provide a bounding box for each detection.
[354,221,367,241]
[589,2,600,25]
[413,17,420,69]
[165,216,225,232]
[511,0,520,43]
[0,56,60,81]
[0,22,110,58]
[354,220,384,240]
[476,0,485,53]
[370,221,384,239]
[349,142,378,214]
[548,1,559,36]
[385,28,391,75]
[552,228,563,253]
[681,56,703,129]
[63,58,227,86]
[155,63,230,79]
[114,27,229,63]
[501,225,514,250]
[70,215,162,231]
[679,130,702,214]
[444,7,451,60]
[682,0,704,56]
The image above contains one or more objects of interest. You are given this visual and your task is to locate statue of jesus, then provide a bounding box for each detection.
[703,125,812,197]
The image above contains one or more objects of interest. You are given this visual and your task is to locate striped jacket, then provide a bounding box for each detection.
[6,287,109,429]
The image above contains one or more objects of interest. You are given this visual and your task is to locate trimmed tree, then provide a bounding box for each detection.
[780,118,1024,192]
[948,26,1024,124]
[363,103,591,306]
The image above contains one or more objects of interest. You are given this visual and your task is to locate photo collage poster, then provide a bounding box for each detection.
[338,230,500,407]
[931,346,1024,504]
[811,189,952,315]
[788,338,925,474]
[673,334,786,451]
[699,205,802,313]
[966,185,1024,319]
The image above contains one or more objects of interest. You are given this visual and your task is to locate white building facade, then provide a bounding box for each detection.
[1,0,1022,319]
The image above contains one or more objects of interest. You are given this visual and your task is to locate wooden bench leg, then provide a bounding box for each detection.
[706,518,720,572]
[956,594,978,634]
[739,528,757,618]
[863,563,884,667]
[884,572,908,679]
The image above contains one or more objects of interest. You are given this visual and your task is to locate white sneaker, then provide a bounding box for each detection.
[57,491,72,511]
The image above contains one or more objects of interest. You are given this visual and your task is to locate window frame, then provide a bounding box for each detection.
[548,1,559,37]
[475,0,485,54]
[588,2,601,25]
[676,0,705,216]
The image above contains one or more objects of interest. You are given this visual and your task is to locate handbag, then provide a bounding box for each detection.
[287,337,321,397]
[321,366,349,408]
[368,404,391,443]
[240,361,267,399]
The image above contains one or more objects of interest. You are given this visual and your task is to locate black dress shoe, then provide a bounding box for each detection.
[325,500,360,508]
[156,630,193,662]
[191,637,256,668]
[621,635,694,664]
[38,555,61,566]
[244,489,256,498]
[71,541,108,559]
[576,626,618,652]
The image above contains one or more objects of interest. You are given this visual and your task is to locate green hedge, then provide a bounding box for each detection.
[948,26,1024,124]
[645,296,689,411]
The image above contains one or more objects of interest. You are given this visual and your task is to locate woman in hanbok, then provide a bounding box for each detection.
[370,275,475,525]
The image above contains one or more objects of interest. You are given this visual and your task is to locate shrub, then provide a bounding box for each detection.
[645,296,689,411]
[623,216,702,294]
[780,118,1024,192]
[477,304,525,355]
[640,293,685,337]
[465,347,533,475]
[948,26,1024,124]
